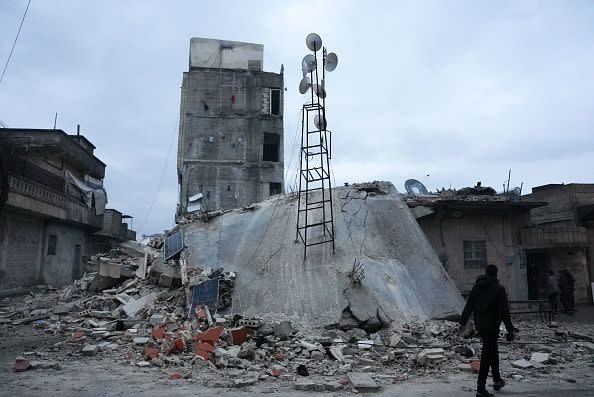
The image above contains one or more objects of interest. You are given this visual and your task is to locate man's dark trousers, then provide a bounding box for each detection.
[478,332,501,391]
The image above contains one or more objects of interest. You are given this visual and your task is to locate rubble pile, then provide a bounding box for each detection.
[1,270,592,393]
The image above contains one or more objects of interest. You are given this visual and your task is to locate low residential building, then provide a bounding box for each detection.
[87,209,136,254]
[522,184,594,303]
[0,128,134,291]
[409,197,545,300]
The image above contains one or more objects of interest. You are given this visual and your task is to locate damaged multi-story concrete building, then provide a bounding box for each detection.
[0,128,135,292]
[176,37,284,215]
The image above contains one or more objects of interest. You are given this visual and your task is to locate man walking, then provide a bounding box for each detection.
[543,270,559,313]
[559,268,575,314]
[460,265,516,397]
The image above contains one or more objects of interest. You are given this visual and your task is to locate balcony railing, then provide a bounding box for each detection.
[8,175,66,208]
[521,225,588,248]
[5,152,65,192]
[8,175,102,229]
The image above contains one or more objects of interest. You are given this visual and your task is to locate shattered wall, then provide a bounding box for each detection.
[41,221,87,287]
[0,211,43,289]
[182,182,465,327]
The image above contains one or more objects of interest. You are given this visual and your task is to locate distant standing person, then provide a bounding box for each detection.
[558,268,575,314]
[544,270,559,313]
[460,264,516,397]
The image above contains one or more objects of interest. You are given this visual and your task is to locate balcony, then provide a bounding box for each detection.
[7,175,102,229]
[521,225,588,249]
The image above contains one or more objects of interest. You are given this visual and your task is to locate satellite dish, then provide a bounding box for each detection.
[306,33,322,52]
[299,77,311,94]
[325,52,338,71]
[302,54,316,72]
[313,83,326,99]
[405,179,429,195]
[314,114,327,130]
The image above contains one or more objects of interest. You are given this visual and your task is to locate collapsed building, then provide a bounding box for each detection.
[180,181,465,327]
[0,128,136,292]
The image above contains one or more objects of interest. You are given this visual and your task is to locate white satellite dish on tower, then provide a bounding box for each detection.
[302,55,316,72]
[299,77,311,94]
[314,114,327,130]
[325,52,338,71]
[306,33,322,51]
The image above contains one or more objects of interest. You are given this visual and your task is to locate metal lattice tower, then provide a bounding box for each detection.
[296,34,338,259]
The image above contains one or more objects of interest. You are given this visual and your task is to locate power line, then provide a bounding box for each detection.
[141,115,179,230]
[0,0,31,88]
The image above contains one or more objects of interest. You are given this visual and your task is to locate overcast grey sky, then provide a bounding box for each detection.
[1,1,593,237]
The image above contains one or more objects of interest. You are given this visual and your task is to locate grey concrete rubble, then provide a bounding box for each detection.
[1,234,593,393]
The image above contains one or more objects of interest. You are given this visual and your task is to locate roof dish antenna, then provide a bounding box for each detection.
[325,52,338,71]
[405,179,429,195]
[299,76,311,94]
[306,33,322,51]
[296,32,339,259]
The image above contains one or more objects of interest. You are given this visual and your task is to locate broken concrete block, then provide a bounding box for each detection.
[530,352,550,364]
[121,292,159,317]
[346,372,379,392]
[511,359,533,369]
[273,321,292,339]
[149,314,166,326]
[416,348,446,366]
[136,361,151,367]
[237,342,256,360]
[133,337,150,345]
[82,344,99,356]
[294,379,324,391]
[329,346,345,362]
[389,332,403,347]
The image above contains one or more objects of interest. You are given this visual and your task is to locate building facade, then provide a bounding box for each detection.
[0,128,134,291]
[522,184,594,303]
[411,199,545,300]
[176,37,284,215]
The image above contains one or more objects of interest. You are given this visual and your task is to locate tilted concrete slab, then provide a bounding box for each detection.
[182,182,464,326]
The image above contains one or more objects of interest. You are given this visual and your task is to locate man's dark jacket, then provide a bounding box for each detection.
[460,275,514,336]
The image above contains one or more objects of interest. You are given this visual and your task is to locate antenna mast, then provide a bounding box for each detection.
[295,33,338,259]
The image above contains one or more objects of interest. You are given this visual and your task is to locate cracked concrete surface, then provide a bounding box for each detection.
[181,181,465,326]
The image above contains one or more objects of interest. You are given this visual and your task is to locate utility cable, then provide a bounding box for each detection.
[0,0,31,88]
[141,114,179,230]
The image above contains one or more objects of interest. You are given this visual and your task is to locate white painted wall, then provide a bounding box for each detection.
[189,37,263,70]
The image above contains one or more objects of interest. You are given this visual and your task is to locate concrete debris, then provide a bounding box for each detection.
[416,348,447,366]
[82,344,100,356]
[347,372,380,392]
[530,352,550,364]
[511,359,533,369]
[2,235,592,393]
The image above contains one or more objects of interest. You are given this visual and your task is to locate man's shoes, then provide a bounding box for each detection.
[476,390,494,397]
[493,379,506,391]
